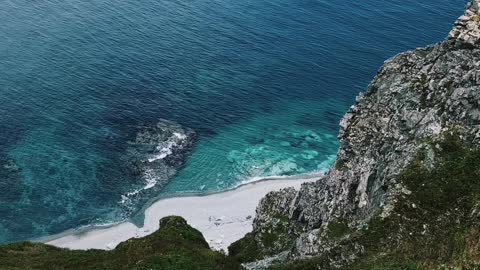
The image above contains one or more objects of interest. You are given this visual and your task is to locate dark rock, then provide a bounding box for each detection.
[120,120,196,206]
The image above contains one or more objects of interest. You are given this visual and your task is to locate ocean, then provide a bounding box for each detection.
[0,0,463,243]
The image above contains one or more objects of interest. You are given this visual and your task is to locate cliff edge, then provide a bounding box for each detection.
[230,1,480,269]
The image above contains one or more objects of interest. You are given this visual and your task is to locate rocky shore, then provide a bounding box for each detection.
[449,0,480,45]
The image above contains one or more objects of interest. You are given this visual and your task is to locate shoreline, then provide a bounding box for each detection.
[43,172,325,251]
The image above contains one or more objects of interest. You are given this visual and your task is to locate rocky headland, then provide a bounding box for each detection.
[229,1,480,269]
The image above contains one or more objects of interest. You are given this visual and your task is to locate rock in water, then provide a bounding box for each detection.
[121,120,196,205]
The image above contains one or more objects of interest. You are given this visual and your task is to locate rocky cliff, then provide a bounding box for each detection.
[230,1,480,269]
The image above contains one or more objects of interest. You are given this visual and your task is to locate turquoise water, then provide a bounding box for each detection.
[162,99,339,194]
[0,0,463,243]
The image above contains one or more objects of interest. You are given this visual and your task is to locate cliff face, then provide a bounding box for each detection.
[230,1,480,269]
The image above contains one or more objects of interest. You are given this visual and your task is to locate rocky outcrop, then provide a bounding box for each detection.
[231,1,480,269]
[120,120,196,210]
[124,120,196,183]
[449,0,480,45]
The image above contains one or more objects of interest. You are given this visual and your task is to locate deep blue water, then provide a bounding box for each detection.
[0,0,463,243]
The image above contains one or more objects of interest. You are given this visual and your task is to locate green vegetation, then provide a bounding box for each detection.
[407,72,433,110]
[366,85,379,96]
[259,224,286,249]
[259,213,291,250]
[269,134,480,269]
[0,216,242,270]
[446,81,455,96]
[335,159,348,171]
[228,232,264,263]
[418,74,429,109]
[229,213,293,263]
[269,254,331,270]
[326,220,351,239]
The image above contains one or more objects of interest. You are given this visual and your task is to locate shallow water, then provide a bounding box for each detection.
[0,0,463,243]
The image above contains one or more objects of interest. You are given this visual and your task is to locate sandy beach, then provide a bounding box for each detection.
[45,173,323,252]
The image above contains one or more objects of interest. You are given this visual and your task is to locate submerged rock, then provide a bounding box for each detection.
[121,120,196,204]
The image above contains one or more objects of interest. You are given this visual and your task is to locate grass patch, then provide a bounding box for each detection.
[335,159,348,171]
[228,232,264,263]
[229,201,299,264]
[0,216,242,270]
[326,220,351,239]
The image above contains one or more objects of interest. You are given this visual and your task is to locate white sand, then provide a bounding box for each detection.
[45,174,322,252]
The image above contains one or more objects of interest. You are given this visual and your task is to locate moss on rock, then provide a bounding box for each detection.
[326,220,351,239]
[228,232,265,263]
